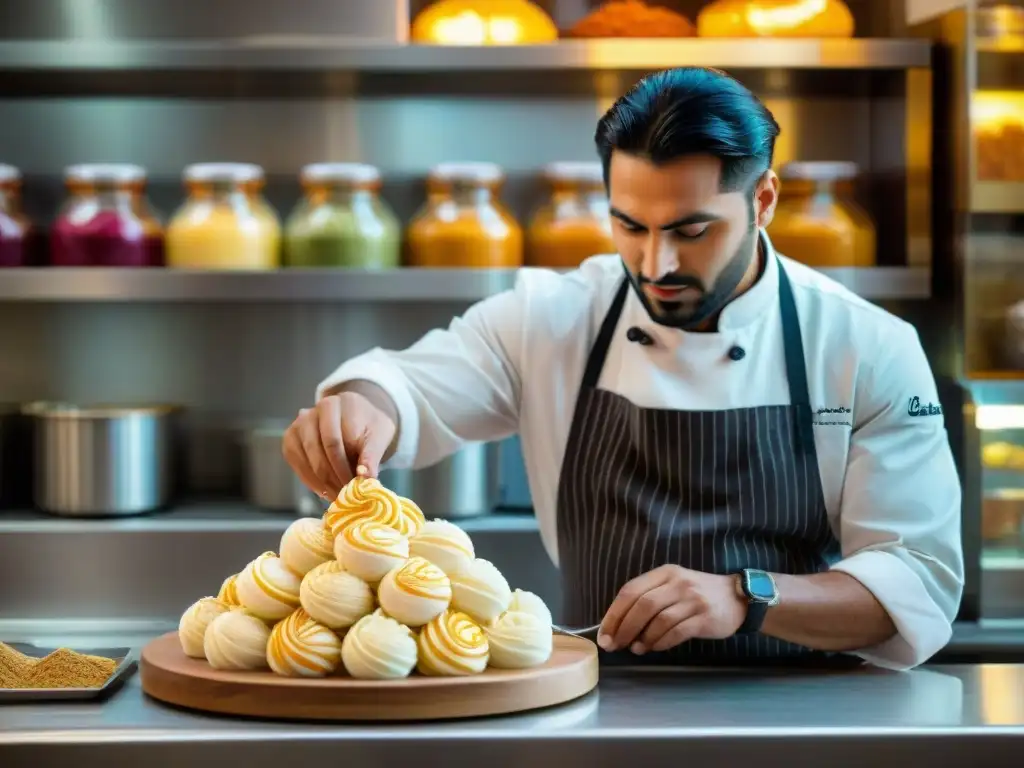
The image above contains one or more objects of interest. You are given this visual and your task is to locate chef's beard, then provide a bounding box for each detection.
[626,222,760,331]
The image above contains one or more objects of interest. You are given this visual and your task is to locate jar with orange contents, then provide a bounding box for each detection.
[166,163,281,270]
[527,162,615,269]
[697,0,855,37]
[50,164,163,267]
[406,163,522,269]
[0,165,31,267]
[768,161,876,268]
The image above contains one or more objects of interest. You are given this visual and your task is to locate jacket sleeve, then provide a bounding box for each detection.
[315,283,528,471]
[828,322,965,670]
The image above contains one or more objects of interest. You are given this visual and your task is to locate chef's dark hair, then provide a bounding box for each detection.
[595,67,780,193]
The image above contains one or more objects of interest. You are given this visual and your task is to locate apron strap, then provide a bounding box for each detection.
[581,277,630,390]
[776,261,816,454]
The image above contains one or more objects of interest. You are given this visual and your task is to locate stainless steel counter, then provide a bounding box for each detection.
[1,664,1023,767]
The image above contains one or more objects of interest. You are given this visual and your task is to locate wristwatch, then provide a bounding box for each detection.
[735,568,779,635]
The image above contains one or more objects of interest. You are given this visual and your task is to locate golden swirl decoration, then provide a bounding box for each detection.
[417,609,489,676]
[391,556,452,600]
[217,573,240,606]
[396,496,426,536]
[267,608,343,677]
[323,477,404,537]
[251,551,301,606]
[342,520,407,555]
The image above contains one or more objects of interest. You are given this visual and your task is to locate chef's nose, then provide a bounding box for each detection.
[642,233,679,281]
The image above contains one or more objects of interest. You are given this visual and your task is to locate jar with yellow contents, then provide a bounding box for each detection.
[411,0,558,45]
[406,163,523,269]
[166,163,281,270]
[527,162,615,269]
[768,162,876,268]
[697,0,855,37]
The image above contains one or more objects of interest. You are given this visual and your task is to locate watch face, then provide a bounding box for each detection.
[745,570,777,602]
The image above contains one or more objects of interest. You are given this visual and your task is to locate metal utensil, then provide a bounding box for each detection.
[552,624,602,640]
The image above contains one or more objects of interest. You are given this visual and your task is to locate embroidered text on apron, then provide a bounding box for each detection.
[555,254,844,664]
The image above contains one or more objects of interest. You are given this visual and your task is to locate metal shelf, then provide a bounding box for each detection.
[972,182,1024,214]
[0,39,932,72]
[0,266,929,302]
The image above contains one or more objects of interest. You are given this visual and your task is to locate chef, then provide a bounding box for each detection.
[283,67,964,670]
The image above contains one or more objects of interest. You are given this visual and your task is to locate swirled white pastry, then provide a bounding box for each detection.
[217,573,241,606]
[450,558,512,624]
[395,495,426,537]
[236,551,302,621]
[299,560,375,631]
[417,609,489,676]
[279,517,334,577]
[409,518,475,577]
[341,611,418,679]
[377,556,452,627]
[203,608,272,670]
[484,610,552,669]
[507,589,553,627]
[267,608,343,677]
[323,476,426,538]
[178,596,232,659]
[335,520,409,583]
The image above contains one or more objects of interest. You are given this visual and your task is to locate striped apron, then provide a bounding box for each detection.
[555,255,851,665]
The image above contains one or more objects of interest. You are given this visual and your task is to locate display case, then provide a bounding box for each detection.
[913,0,1024,623]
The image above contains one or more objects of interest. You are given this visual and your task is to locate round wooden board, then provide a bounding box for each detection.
[140,632,599,721]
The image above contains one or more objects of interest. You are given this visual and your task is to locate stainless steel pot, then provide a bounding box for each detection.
[380,443,497,520]
[243,423,316,514]
[26,402,178,517]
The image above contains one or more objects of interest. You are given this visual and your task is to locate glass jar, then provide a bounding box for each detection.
[527,162,615,269]
[0,165,31,267]
[166,163,281,270]
[697,0,855,37]
[975,91,1024,181]
[768,162,876,268]
[566,1,696,37]
[50,164,163,267]
[284,163,400,269]
[406,163,523,269]
[411,0,558,45]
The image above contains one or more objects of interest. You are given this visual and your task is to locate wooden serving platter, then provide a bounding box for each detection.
[140,632,599,721]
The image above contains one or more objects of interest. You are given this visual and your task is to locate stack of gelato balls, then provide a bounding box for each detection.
[178,476,555,680]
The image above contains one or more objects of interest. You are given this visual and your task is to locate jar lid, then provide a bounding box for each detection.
[0,164,21,183]
[779,162,858,181]
[543,161,605,184]
[65,164,147,184]
[429,162,504,184]
[300,163,381,185]
[183,163,265,184]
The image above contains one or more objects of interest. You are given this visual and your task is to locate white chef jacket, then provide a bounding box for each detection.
[318,233,964,671]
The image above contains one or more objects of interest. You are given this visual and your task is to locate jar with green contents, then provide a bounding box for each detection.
[284,163,400,269]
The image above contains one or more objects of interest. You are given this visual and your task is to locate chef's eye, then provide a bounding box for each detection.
[672,226,709,241]
[617,220,645,234]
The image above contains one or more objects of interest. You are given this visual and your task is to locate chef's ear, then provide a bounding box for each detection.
[752,170,780,229]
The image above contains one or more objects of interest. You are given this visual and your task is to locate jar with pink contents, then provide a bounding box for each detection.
[0,164,31,267]
[50,164,164,267]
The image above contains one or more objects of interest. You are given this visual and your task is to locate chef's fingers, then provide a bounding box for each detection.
[598,568,674,650]
[648,615,705,653]
[283,413,328,496]
[298,409,344,496]
[356,425,394,479]
[635,601,701,654]
[605,582,677,652]
[317,396,352,489]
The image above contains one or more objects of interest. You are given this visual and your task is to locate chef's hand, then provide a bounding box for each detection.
[282,391,396,501]
[598,565,748,655]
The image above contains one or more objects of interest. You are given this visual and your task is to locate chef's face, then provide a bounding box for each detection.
[608,152,779,330]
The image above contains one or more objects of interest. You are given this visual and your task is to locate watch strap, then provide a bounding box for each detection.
[737,600,769,635]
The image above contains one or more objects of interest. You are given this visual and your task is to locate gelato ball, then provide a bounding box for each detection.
[450,558,512,625]
[267,608,343,678]
[377,556,451,628]
[279,517,333,577]
[236,551,302,622]
[204,609,272,671]
[323,477,406,538]
[335,520,409,584]
[299,560,375,631]
[409,519,475,577]
[217,573,241,606]
[341,611,418,680]
[178,596,232,659]
[417,609,489,677]
[507,589,553,627]
[484,611,553,670]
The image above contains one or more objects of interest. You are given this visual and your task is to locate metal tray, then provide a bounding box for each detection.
[0,643,137,702]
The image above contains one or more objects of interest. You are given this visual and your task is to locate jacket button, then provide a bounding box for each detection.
[728,346,746,361]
